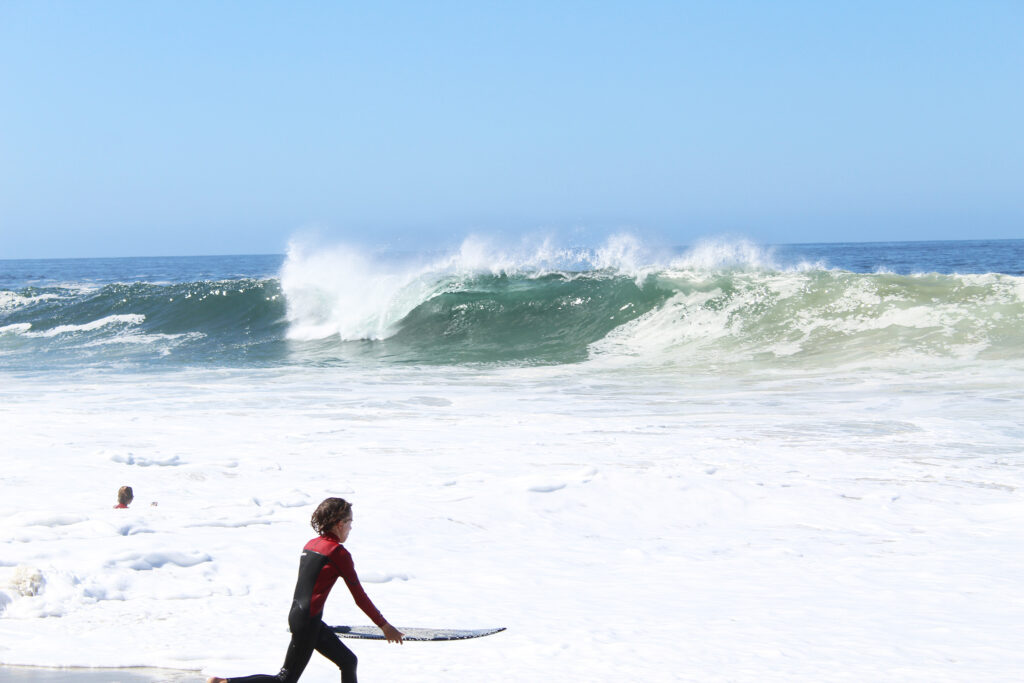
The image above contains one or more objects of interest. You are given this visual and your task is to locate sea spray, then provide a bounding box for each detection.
[668,237,783,272]
[280,240,446,341]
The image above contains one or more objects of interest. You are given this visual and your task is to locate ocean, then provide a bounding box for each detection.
[3,237,1023,371]
[1,236,1023,681]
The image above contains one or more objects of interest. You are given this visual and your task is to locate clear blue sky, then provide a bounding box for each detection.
[1,1,1022,258]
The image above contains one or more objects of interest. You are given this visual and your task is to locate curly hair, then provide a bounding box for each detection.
[117,486,134,506]
[311,497,352,536]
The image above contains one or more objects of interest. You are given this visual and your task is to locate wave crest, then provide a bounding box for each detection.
[278,234,791,344]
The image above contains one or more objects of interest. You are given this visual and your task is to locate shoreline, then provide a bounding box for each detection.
[0,665,199,682]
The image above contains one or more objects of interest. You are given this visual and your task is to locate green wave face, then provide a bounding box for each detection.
[373,273,673,364]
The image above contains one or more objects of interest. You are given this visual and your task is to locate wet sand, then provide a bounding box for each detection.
[0,666,199,682]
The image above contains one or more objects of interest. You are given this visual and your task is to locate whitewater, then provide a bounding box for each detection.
[1,236,1023,682]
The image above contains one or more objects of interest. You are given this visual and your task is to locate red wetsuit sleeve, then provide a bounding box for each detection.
[332,547,388,628]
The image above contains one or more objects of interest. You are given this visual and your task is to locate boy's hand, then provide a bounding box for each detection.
[382,623,404,644]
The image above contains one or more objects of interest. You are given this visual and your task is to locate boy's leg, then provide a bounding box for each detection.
[314,623,359,683]
[228,621,320,683]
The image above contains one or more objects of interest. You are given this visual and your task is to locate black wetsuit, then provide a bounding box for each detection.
[228,533,388,683]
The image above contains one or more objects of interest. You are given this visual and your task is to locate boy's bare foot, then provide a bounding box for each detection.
[206,678,228,683]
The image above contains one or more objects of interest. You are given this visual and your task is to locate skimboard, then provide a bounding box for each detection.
[331,625,505,641]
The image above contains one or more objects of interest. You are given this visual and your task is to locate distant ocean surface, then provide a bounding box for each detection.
[2,238,1022,372]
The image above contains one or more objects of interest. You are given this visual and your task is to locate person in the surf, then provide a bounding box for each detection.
[113,486,133,509]
[206,497,403,683]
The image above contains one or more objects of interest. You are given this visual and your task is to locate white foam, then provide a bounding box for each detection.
[109,453,183,467]
[25,314,145,338]
[105,551,212,571]
[7,566,44,597]
[0,291,60,312]
[80,331,206,348]
[0,323,32,335]
[2,360,1023,679]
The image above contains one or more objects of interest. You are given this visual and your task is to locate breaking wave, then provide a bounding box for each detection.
[2,236,1022,369]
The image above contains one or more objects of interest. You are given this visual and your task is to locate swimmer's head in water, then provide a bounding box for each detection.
[117,486,134,506]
